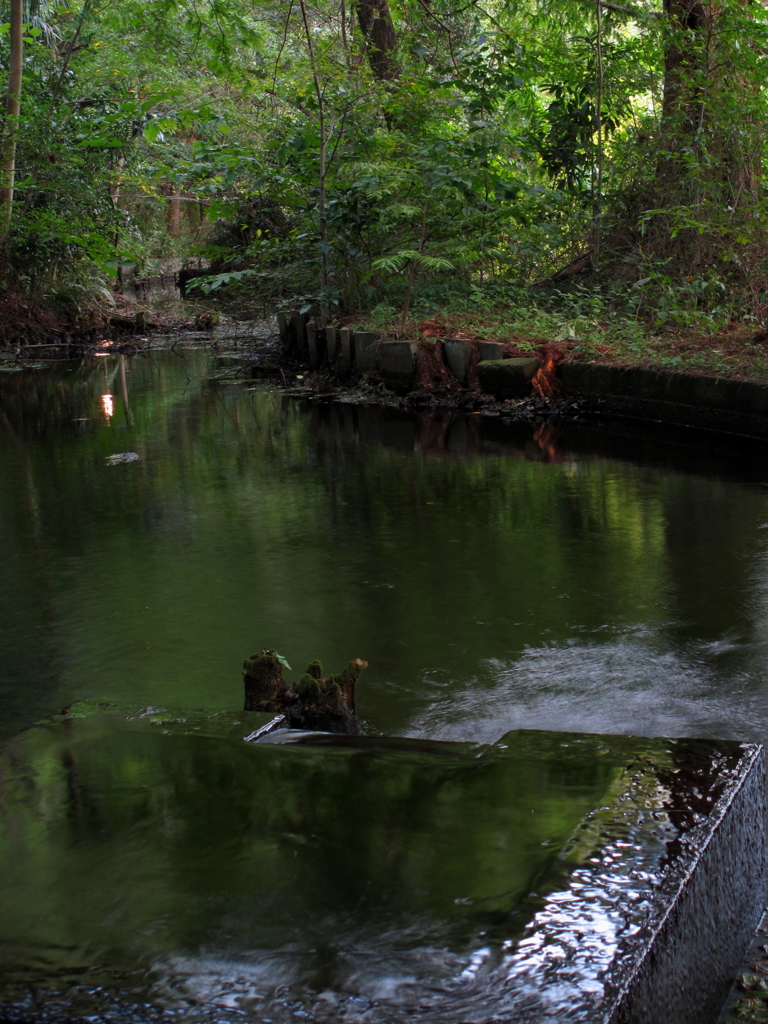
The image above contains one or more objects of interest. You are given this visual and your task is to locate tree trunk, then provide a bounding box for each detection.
[194,202,208,243]
[661,0,706,126]
[0,0,23,236]
[299,0,329,310]
[355,0,397,81]
[167,190,181,236]
[400,202,427,336]
[657,0,760,206]
[110,153,125,208]
[656,0,706,189]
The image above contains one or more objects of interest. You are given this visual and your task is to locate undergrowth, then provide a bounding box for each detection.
[327,279,768,381]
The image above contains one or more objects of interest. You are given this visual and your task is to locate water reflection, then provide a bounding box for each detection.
[0,710,743,1022]
[0,712,613,1021]
[1,356,765,1020]
[0,350,767,744]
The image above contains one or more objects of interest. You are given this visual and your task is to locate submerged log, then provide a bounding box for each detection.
[243,650,366,734]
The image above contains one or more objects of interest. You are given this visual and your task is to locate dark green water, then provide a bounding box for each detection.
[2,350,768,743]
[0,712,626,1022]
[2,706,732,1023]
[1,350,766,1021]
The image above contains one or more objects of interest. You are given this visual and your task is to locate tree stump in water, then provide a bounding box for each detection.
[243,650,366,734]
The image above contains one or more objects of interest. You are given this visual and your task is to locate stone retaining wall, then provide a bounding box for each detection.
[276,312,768,437]
[560,362,768,438]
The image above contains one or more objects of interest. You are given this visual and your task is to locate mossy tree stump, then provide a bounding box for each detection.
[243,650,366,734]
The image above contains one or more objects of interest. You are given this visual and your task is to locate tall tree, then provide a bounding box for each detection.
[0,0,23,235]
[657,0,760,198]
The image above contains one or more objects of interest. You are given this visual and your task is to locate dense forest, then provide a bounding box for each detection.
[1,0,767,355]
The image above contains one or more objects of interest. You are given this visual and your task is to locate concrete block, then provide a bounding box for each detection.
[306,319,319,368]
[340,329,352,370]
[277,312,289,350]
[379,341,417,376]
[325,326,338,367]
[443,338,473,381]
[304,319,328,368]
[477,340,505,362]
[289,309,308,357]
[477,357,541,398]
[354,332,379,372]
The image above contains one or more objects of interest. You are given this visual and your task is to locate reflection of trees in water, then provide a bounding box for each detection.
[0,394,65,736]
[2,351,768,737]
[3,718,617,961]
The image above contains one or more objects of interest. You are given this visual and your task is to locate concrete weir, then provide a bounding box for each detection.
[0,709,763,1024]
[255,730,764,1024]
[601,740,765,1024]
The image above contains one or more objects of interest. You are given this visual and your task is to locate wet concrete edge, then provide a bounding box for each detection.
[604,744,766,1024]
[560,363,768,439]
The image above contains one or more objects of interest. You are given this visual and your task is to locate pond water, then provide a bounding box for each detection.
[1,349,768,1022]
[2,350,768,744]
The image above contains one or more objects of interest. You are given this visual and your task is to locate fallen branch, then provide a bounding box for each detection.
[532,253,593,289]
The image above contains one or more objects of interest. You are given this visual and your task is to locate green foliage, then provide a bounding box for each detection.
[1,0,768,328]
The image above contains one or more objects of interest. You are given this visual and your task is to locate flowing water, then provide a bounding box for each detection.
[1,349,767,1021]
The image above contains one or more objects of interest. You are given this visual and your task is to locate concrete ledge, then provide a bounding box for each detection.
[561,362,768,438]
[477,357,541,398]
